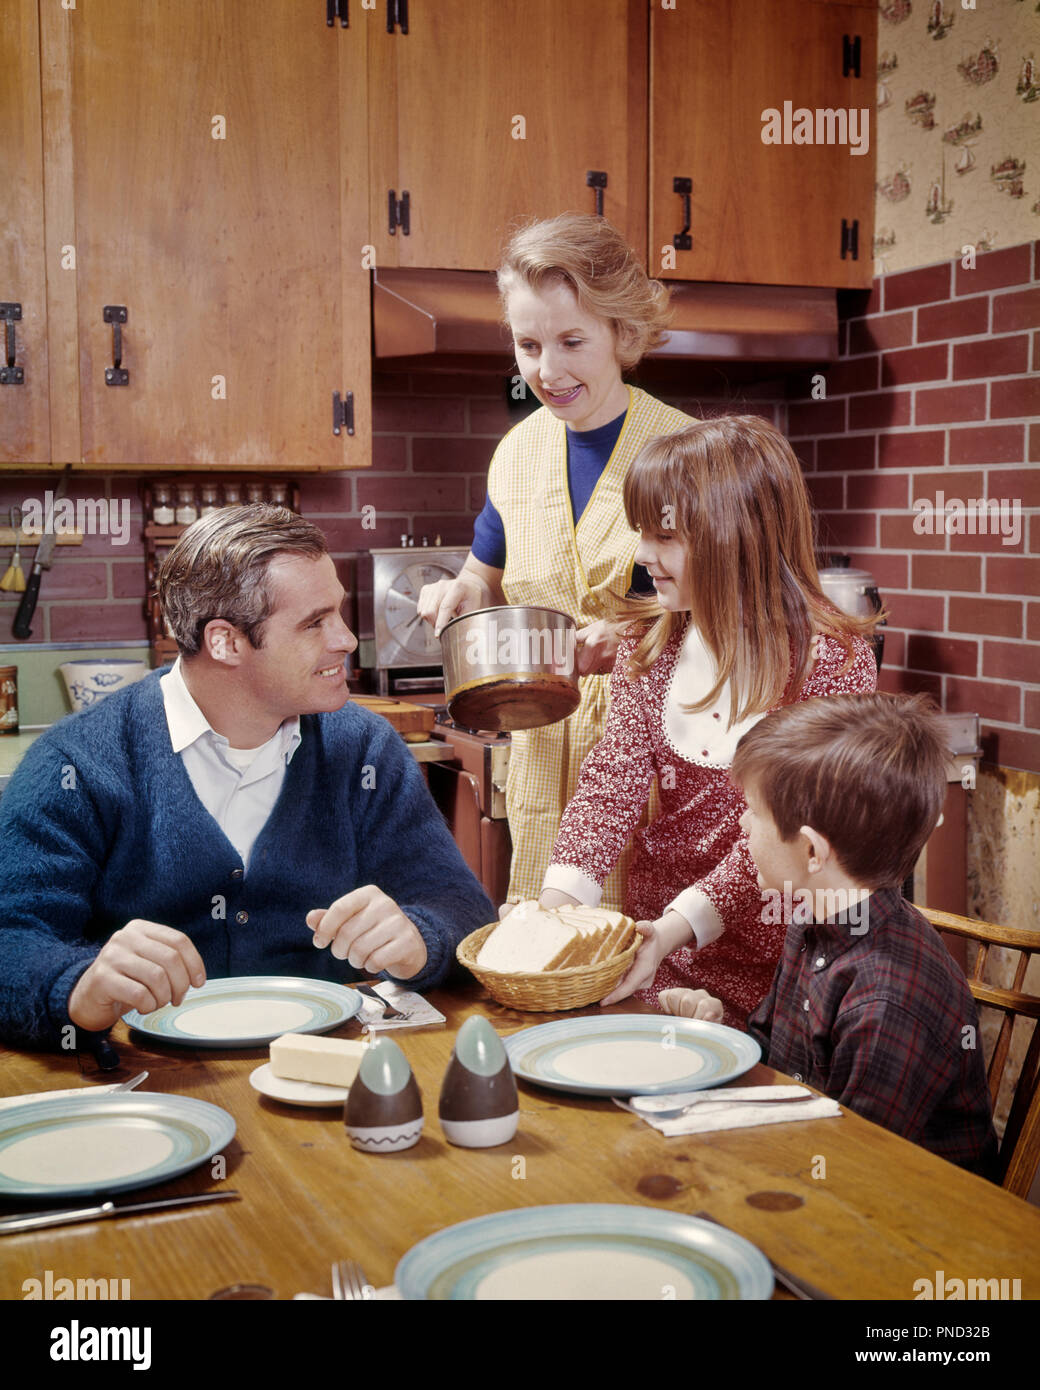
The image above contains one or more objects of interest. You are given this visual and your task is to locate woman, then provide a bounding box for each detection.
[539,415,880,1025]
[418,213,695,910]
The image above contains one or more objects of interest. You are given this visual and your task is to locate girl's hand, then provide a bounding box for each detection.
[659,987,724,1023]
[599,911,694,1006]
[575,619,622,676]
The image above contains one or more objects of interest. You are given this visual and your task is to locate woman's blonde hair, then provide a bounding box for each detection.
[622,415,881,724]
[496,213,671,370]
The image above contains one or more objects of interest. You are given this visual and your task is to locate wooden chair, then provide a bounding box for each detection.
[922,907,1040,1200]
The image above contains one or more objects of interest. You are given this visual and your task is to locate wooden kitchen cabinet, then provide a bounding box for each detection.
[366,0,648,271]
[0,1,51,465]
[1,1,371,471]
[650,0,876,288]
[369,0,874,289]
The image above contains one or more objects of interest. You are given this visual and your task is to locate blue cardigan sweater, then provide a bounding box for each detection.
[0,673,493,1047]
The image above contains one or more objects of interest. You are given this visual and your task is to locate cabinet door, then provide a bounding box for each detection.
[40,0,369,470]
[651,0,876,288]
[369,0,647,271]
[0,1,51,466]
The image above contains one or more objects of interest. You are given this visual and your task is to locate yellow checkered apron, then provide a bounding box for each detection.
[489,386,696,908]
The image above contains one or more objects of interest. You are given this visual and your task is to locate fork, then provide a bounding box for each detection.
[331,1259,371,1301]
[356,983,409,1021]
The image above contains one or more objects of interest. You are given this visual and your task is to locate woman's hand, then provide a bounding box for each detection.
[599,910,694,1006]
[417,555,505,637]
[575,618,623,676]
[417,573,486,637]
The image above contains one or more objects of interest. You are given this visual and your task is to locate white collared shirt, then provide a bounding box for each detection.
[160,659,302,873]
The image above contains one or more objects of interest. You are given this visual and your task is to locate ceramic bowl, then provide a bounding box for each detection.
[59,659,149,712]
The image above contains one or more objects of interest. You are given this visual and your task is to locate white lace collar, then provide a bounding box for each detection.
[663,623,767,768]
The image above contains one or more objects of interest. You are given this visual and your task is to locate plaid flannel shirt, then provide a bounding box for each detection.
[747,887,999,1176]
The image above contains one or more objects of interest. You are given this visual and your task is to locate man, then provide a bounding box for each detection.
[0,505,493,1048]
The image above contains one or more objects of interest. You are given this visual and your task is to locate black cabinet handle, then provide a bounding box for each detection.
[103,305,129,386]
[0,303,24,385]
[326,0,348,25]
[673,178,692,251]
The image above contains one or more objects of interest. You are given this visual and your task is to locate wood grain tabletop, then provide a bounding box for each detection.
[1,985,1037,1302]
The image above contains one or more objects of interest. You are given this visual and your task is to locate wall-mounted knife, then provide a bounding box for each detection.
[13,464,70,639]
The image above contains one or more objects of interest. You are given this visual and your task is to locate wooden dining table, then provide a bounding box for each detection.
[1,982,1038,1304]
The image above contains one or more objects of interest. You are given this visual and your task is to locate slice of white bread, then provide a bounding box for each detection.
[476,902,637,974]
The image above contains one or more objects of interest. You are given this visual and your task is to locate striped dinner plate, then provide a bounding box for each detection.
[123,975,362,1047]
[396,1204,774,1300]
[502,1013,761,1096]
[0,1092,235,1200]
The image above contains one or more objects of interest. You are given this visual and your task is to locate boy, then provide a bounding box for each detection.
[661,692,998,1177]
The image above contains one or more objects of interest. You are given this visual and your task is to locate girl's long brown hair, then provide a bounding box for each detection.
[622,415,881,726]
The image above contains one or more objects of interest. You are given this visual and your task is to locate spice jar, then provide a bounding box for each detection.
[199,484,220,517]
[152,485,175,526]
[175,486,198,525]
[222,483,242,507]
[245,483,266,506]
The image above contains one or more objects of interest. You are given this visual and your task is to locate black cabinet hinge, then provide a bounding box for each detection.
[388,189,410,236]
[840,219,859,261]
[842,34,861,78]
[386,0,408,34]
[326,0,348,26]
[333,390,355,437]
[586,170,607,217]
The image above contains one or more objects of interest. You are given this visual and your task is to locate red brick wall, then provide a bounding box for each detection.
[3,249,1035,776]
[788,241,1040,774]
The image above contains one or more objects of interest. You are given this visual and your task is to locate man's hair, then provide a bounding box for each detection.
[496,212,672,370]
[730,692,949,889]
[156,504,329,656]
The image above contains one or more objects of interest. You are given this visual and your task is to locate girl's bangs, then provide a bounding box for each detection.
[623,444,679,533]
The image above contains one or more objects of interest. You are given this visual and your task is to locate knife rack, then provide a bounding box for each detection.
[0,529,84,547]
[141,477,300,669]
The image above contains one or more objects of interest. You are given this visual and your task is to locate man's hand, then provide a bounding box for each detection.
[307,885,428,980]
[599,910,694,1006]
[67,921,207,1033]
[575,618,624,676]
[658,987,724,1023]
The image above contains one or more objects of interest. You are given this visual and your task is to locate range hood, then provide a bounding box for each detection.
[372,267,838,363]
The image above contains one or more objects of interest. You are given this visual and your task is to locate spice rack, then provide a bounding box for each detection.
[142,477,301,668]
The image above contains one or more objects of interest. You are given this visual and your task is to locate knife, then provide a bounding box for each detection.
[13,464,70,639]
[0,1189,239,1235]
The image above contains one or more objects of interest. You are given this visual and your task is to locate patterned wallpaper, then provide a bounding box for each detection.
[875,0,1039,274]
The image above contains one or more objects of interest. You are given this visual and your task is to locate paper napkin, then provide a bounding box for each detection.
[357,983,446,1035]
[616,1084,842,1136]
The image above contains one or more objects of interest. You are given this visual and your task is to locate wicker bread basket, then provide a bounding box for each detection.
[456,921,641,1012]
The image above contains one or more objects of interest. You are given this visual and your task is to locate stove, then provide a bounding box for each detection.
[426,711,512,906]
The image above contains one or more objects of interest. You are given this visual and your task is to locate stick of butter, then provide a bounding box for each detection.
[269,1034,368,1087]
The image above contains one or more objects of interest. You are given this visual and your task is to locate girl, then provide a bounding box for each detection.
[540,414,880,1025]
[419,214,696,910]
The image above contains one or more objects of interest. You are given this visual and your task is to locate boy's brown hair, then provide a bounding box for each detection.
[730,692,948,889]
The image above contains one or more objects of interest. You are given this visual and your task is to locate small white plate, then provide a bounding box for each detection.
[249,1063,349,1109]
